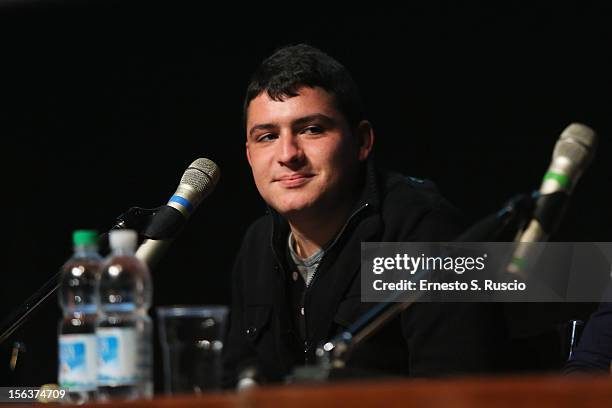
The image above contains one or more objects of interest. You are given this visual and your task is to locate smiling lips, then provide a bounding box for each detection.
[275,173,314,188]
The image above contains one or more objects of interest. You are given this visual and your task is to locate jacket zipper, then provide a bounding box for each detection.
[305,203,370,289]
[301,202,370,361]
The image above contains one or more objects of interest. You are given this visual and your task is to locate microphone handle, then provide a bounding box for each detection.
[508,191,570,277]
[515,219,546,242]
[135,238,173,270]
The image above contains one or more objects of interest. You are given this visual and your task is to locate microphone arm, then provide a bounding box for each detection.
[0,270,63,346]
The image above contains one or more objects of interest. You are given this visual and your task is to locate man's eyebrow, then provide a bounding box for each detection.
[292,114,335,127]
[249,123,277,138]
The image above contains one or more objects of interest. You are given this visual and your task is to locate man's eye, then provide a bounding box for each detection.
[302,126,323,135]
[257,134,277,142]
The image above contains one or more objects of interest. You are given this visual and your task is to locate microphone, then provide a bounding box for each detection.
[508,123,597,276]
[135,158,220,269]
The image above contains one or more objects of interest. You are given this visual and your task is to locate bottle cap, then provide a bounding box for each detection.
[72,230,98,246]
[109,229,138,252]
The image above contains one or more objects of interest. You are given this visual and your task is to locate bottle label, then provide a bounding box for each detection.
[59,334,97,391]
[97,327,138,386]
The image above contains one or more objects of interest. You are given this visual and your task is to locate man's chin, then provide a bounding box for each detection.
[270,199,316,218]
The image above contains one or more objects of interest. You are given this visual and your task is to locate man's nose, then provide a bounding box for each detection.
[277,133,304,166]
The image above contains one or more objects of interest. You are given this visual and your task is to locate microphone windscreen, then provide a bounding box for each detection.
[180,158,220,198]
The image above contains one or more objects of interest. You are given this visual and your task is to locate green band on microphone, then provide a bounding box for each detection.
[510,257,527,271]
[543,172,571,189]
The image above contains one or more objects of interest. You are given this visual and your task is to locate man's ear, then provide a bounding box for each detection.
[355,120,375,161]
[245,141,252,167]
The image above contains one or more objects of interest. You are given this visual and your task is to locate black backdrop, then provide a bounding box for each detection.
[1,1,611,389]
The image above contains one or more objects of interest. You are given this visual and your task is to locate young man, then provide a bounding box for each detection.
[222,44,506,387]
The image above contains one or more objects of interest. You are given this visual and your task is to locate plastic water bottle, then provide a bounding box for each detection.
[96,230,153,400]
[58,230,102,404]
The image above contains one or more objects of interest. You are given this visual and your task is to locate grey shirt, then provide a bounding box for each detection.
[288,232,324,287]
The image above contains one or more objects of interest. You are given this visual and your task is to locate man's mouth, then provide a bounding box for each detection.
[275,173,315,188]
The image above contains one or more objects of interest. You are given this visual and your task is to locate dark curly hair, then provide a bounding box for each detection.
[243,44,365,130]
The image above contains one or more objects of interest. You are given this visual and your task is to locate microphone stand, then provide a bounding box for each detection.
[292,192,537,382]
[0,206,156,346]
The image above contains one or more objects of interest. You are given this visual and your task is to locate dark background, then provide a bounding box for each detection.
[1,1,611,390]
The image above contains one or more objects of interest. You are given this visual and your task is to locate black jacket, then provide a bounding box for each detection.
[223,163,508,387]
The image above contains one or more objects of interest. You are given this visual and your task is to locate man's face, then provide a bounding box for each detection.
[245,86,365,218]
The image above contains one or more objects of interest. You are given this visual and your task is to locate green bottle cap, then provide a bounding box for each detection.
[72,230,98,246]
